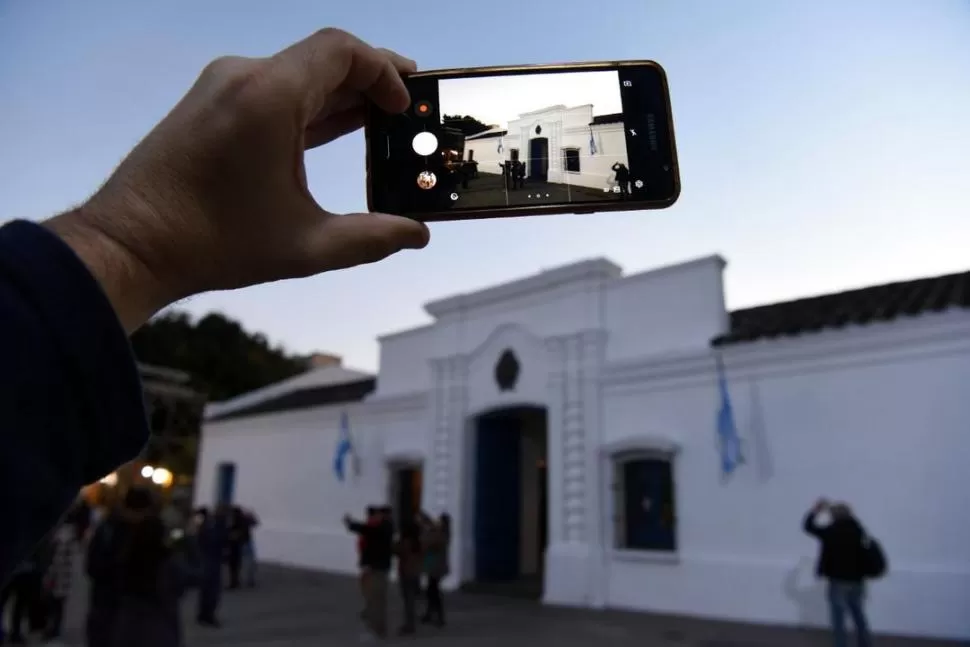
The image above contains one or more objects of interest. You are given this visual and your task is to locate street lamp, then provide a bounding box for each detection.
[151,467,174,488]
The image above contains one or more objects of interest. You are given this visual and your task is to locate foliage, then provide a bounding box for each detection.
[442,114,492,137]
[131,311,308,402]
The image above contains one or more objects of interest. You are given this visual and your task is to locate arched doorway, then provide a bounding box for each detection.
[470,405,548,598]
[528,138,549,182]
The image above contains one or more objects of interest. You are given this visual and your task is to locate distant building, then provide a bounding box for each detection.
[304,353,343,370]
[139,363,207,478]
[194,257,970,641]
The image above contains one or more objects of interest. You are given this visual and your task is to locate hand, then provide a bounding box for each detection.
[343,514,352,526]
[812,498,829,513]
[46,28,429,331]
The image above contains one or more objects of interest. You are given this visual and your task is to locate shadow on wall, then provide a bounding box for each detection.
[748,380,775,483]
[784,556,828,629]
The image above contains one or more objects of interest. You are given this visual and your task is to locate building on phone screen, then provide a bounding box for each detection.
[462,104,627,193]
[194,255,970,642]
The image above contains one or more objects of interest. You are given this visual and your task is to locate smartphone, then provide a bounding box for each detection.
[365,61,679,222]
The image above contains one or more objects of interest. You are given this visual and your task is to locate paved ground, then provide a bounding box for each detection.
[53,566,963,647]
[450,172,620,209]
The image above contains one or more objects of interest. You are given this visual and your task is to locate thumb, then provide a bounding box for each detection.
[301,212,430,273]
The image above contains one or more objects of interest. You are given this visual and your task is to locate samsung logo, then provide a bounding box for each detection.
[646,114,659,152]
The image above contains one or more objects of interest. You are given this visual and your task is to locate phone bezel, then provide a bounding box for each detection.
[365,60,681,222]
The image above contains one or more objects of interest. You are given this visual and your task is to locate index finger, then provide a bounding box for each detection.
[273,28,414,116]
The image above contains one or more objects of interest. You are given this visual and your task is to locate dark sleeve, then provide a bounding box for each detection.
[0,220,149,583]
[346,521,368,535]
[802,510,825,539]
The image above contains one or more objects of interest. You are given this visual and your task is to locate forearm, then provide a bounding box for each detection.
[43,208,176,333]
[0,221,149,581]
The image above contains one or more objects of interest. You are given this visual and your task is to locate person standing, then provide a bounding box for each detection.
[195,506,228,628]
[345,507,393,640]
[803,499,875,647]
[611,161,631,198]
[86,501,126,647]
[240,508,260,588]
[394,518,422,636]
[356,507,378,620]
[419,513,450,627]
[110,486,193,647]
[1,558,38,644]
[42,522,78,641]
[226,507,245,590]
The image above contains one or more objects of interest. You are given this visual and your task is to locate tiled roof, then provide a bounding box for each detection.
[590,113,624,125]
[714,270,970,346]
[204,364,374,422]
[205,377,376,423]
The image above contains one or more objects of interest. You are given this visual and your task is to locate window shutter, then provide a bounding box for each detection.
[611,460,625,549]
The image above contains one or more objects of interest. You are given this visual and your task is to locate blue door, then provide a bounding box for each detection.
[623,458,675,551]
[216,462,236,507]
[474,413,522,581]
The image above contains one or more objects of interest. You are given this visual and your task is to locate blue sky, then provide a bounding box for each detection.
[2,0,968,371]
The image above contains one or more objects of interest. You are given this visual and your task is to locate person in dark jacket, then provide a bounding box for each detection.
[195,506,228,628]
[345,507,394,639]
[226,507,245,590]
[110,486,193,647]
[803,498,873,647]
[419,512,450,627]
[86,503,127,647]
[395,518,422,635]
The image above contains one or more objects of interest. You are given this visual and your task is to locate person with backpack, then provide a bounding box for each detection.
[803,498,886,647]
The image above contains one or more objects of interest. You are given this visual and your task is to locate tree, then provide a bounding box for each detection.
[130,311,308,402]
[442,114,492,137]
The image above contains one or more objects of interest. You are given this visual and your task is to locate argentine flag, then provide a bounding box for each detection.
[715,355,743,476]
[589,128,598,155]
[333,411,353,482]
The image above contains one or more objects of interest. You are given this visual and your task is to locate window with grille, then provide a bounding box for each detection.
[562,148,581,173]
[611,452,677,552]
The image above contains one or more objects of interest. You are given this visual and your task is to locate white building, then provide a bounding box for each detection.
[195,256,970,641]
[461,104,627,191]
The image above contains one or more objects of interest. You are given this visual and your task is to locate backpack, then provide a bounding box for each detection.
[860,534,888,579]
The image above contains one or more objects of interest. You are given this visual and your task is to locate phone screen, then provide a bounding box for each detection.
[366,62,678,221]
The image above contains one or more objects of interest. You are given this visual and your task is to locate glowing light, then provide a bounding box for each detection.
[99,472,118,486]
[151,467,173,487]
[140,465,154,479]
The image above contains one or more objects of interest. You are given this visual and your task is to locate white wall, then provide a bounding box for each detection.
[605,256,728,361]
[195,404,388,574]
[599,311,970,641]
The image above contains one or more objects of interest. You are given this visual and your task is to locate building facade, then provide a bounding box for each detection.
[463,105,627,191]
[195,257,970,641]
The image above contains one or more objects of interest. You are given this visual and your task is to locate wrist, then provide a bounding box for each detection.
[43,207,177,332]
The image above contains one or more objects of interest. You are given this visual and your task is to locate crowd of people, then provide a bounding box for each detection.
[344,506,451,641]
[0,488,259,646]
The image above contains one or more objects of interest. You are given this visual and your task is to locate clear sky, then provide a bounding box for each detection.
[439,71,623,128]
[2,0,968,372]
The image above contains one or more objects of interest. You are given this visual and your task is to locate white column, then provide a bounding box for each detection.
[428,355,468,588]
[580,330,608,608]
[543,330,605,607]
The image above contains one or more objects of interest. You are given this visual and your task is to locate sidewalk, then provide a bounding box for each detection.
[57,565,962,647]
